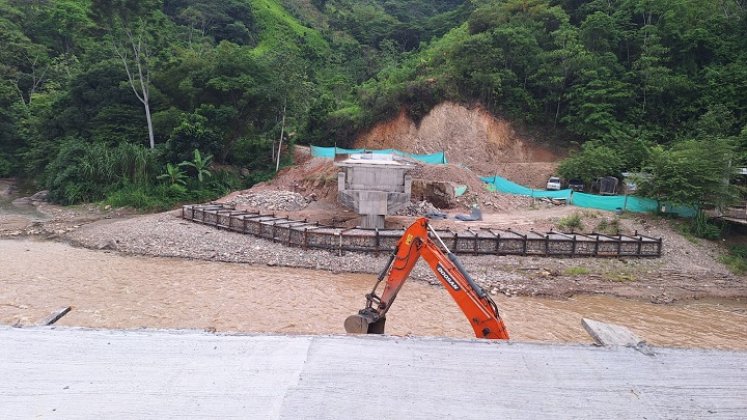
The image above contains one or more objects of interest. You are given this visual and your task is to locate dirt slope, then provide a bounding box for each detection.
[354,102,561,186]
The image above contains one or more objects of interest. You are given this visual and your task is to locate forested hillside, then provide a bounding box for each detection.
[1,0,746,213]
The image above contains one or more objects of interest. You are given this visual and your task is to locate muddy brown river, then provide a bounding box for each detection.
[1,239,746,349]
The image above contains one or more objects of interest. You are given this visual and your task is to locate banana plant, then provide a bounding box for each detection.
[157,163,188,186]
[179,149,213,183]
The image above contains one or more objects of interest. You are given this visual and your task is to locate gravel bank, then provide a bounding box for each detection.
[64,210,747,303]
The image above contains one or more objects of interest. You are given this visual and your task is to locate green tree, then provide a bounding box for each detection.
[638,138,737,211]
[557,142,625,184]
[91,0,163,149]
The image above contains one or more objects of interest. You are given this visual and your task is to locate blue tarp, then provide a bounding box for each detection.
[481,175,696,217]
[310,145,447,164]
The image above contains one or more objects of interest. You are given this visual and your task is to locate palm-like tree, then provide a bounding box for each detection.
[157,163,188,186]
[179,149,213,183]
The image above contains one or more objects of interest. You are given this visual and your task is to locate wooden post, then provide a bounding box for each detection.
[38,307,71,326]
[636,236,643,257]
[617,235,623,256]
[571,235,577,257]
[657,238,663,256]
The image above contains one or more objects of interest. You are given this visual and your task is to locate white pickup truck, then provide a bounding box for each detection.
[546,176,562,191]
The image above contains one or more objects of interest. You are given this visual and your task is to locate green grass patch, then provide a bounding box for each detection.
[564,266,590,276]
[250,0,329,55]
[672,220,700,244]
[105,183,229,212]
[556,213,584,232]
[595,218,621,235]
[720,245,747,275]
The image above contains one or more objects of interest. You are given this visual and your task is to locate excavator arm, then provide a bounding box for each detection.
[344,218,509,340]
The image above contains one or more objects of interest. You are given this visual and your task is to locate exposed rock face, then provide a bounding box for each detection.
[354,102,561,177]
[410,179,456,208]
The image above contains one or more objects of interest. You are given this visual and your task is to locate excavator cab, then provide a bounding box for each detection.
[345,218,509,340]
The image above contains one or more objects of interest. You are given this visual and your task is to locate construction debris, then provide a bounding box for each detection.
[225,191,310,212]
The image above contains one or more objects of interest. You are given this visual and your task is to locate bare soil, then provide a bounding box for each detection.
[355,102,561,187]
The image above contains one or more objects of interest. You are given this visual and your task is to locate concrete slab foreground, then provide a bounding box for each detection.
[1,326,746,419]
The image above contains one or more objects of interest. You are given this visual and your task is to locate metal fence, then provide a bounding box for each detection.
[182,204,662,258]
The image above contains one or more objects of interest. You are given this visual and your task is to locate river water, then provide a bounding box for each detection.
[1,239,745,349]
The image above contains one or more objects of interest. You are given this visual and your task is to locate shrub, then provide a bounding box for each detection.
[720,245,747,275]
[106,183,204,211]
[595,218,621,235]
[556,213,584,232]
[46,139,158,205]
[688,212,722,240]
[46,139,115,204]
[0,155,12,177]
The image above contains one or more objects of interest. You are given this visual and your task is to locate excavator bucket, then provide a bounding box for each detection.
[344,314,386,335]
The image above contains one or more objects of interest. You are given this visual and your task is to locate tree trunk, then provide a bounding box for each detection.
[114,27,155,149]
[144,95,155,149]
[276,103,287,172]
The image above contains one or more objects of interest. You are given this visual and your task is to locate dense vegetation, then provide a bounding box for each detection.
[1,0,746,214]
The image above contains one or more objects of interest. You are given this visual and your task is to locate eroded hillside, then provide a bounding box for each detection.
[354,102,561,188]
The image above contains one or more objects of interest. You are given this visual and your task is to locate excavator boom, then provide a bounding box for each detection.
[344,218,509,340]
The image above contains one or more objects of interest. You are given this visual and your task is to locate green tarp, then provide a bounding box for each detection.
[480,176,572,199]
[481,175,696,217]
[310,145,447,164]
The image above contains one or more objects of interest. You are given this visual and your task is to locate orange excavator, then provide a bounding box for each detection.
[345,217,509,340]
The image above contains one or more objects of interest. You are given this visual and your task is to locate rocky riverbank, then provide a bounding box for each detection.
[60,210,745,303]
[3,178,745,303]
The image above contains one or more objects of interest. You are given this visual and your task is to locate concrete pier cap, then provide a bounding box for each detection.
[336,153,414,229]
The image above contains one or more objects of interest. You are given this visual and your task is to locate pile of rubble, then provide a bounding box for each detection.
[226,191,310,212]
[11,190,49,206]
[394,200,442,217]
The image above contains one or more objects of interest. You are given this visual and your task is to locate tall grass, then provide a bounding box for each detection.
[47,140,158,205]
[46,139,251,210]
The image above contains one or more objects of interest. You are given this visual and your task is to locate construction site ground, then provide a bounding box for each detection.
[2,101,747,347]
[2,129,747,304]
